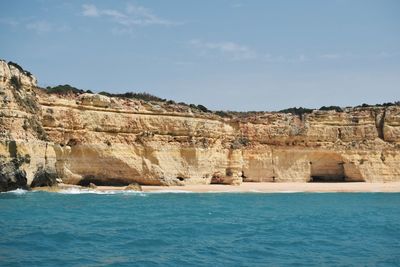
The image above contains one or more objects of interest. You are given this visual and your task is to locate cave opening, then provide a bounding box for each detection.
[309,175,346,183]
[308,157,348,183]
[78,175,131,186]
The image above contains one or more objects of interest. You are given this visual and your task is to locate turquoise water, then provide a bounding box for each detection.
[1,190,400,266]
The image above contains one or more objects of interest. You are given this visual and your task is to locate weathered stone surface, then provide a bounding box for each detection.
[0,60,57,191]
[1,60,400,191]
[79,93,113,108]
[0,158,27,191]
[31,166,58,187]
[125,183,142,191]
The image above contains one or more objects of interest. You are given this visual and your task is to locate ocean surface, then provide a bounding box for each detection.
[1,190,399,267]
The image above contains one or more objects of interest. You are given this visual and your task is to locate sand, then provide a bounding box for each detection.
[31,182,400,193]
[141,182,400,193]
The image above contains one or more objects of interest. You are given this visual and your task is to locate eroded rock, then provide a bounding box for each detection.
[0,159,27,192]
[31,166,58,187]
[125,183,142,191]
[0,60,400,191]
[89,182,97,189]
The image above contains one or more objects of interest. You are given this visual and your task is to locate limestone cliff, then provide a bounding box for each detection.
[1,60,399,191]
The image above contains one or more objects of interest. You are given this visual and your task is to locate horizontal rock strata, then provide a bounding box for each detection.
[1,59,399,191]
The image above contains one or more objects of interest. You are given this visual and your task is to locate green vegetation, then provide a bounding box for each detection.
[278,102,399,117]
[8,62,24,73]
[10,82,39,113]
[215,111,264,118]
[231,136,250,149]
[45,84,91,95]
[356,102,400,108]
[27,117,48,141]
[43,85,212,113]
[319,106,343,112]
[214,111,231,118]
[196,104,210,113]
[42,83,399,118]
[98,91,167,102]
[10,76,22,90]
[279,107,313,116]
[8,61,32,77]
[98,91,211,113]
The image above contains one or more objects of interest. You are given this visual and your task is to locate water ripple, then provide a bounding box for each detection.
[0,192,399,266]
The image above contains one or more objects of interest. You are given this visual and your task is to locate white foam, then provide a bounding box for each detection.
[272,191,304,193]
[57,188,146,195]
[147,190,194,194]
[2,188,29,195]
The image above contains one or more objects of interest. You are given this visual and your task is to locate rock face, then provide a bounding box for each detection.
[0,59,400,191]
[0,157,27,192]
[31,166,58,187]
[125,183,142,191]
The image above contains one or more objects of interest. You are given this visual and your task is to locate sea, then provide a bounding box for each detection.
[1,189,399,266]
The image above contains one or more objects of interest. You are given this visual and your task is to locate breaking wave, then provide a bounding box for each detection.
[57,188,146,195]
[1,188,29,195]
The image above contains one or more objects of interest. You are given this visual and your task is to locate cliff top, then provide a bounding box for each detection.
[1,59,399,120]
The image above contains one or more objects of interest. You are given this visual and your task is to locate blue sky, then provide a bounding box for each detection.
[1,0,399,111]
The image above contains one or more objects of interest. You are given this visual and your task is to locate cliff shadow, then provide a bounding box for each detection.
[78,175,131,186]
[308,153,350,183]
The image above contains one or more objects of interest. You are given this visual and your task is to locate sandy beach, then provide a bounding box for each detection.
[141,182,400,193]
[32,182,400,193]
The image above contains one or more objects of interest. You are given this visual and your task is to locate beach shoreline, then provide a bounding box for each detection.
[31,182,400,193]
[141,182,400,193]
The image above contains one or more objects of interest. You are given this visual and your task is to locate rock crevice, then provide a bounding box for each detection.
[1,60,400,191]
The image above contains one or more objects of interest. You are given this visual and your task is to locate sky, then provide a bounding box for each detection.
[1,0,399,111]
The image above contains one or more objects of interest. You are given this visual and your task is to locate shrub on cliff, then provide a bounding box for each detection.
[196,104,210,113]
[231,136,250,149]
[99,91,167,102]
[45,84,86,95]
[10,76,22,90]
[27,117,48,141]
[380,102,398,107]
[97,91,214,112]
[355,102,400,108]
[279,107,313,116]
[9,78,40,113]
[214,111,231,118]
[8,61,32,77]
[319,106,343,112]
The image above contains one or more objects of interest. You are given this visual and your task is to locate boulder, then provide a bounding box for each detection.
[211,171,242,185]
[0,160,27,192]
[79,93,111,108]
[89,182,97,189]
[125,183,142,191]
[31,166,58,187]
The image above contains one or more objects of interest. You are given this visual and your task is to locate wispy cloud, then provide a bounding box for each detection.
[82,4,99,17]
[318,51,400,61]
[82,3,174,29]
[0,18,20,27]
[232,3,244,8]
[376,51,400,59]
[190,40,257,61]
[298,54,308,62]
[264,54,285,63]
[25,20,52,33]
[319,53,342,59]
[189,40,315,63]
[263,53,310,63]
[1,16,69,34]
